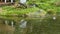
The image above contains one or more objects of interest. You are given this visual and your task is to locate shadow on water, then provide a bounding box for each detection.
[0,14,60,34]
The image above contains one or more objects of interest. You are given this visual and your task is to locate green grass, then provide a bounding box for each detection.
[0,6,39,15]
[0,0,60,16]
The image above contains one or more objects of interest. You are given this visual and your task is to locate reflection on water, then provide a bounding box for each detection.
[0,15,60,34]
[19,19,27,28]
[53,16,56,20]
[11,21,14,27]
[5,20,8,25]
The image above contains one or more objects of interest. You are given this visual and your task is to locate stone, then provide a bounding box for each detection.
[20,0,26,4]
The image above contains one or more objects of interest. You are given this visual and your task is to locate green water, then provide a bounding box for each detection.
[0,15,60,34]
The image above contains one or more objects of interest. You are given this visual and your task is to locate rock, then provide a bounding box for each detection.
[13,3,20,8]
[29,4,38,7]
[20,0,27,4]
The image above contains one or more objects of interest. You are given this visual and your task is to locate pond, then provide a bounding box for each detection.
[0,14,60,34]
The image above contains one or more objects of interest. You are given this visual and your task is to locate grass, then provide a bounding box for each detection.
[0,6,39,15]
[0,0,60,16]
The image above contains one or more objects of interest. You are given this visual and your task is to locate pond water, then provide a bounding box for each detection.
[0,15,60,34]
